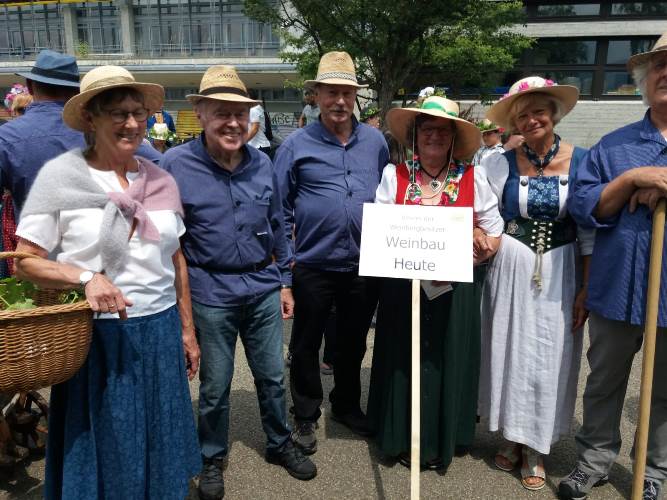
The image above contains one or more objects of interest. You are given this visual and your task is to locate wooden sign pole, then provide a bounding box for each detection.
[631,198,666,500]
[411,279,420,500]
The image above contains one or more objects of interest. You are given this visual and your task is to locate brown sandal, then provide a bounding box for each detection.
[494,442,521,472]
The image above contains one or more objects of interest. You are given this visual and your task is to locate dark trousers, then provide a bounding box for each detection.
[290,265,378,422]
[288,306,337,365]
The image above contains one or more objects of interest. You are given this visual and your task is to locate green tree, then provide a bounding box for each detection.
[243,0,531,115]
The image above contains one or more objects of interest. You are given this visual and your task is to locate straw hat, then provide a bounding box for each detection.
[627,31,667,71]
[385,96,482,159]
[477,118,503,134]
[486,76,579,130]
[63,65,164,131]
[304,51,368,89]
[186,65,258,104]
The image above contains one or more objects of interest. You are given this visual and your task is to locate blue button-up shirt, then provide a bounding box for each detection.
[569,110,667,327]
[0,101,85,214]
[162,135,291,307]
[274,119,389,271]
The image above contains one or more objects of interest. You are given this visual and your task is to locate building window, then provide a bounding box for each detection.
[76,2,121,54]
[133,0,279,57]
[606,39,654,64]
[611,2,667,15]
[0,3,65,59]
[532,40,597,65]
[535,3,601,17]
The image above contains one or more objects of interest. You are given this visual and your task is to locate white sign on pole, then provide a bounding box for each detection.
[359,203,473,282]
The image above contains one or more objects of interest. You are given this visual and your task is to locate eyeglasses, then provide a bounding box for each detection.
[104,108,149,124]
[418,126,453,136]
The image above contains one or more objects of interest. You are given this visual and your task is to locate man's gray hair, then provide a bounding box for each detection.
[632,61,650,106]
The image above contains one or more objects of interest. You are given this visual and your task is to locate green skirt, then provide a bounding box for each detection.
[367,267,484,467]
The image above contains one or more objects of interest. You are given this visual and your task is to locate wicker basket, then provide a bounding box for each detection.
[0,252,92,393]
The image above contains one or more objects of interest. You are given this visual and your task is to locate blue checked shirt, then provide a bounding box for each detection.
[569,110,667,327]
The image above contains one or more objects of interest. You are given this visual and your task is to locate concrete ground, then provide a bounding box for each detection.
[0,320,646,499]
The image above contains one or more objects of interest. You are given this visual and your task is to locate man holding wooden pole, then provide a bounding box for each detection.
[561,32,667,500]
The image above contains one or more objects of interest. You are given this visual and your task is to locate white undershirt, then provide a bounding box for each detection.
[16,167,185,318]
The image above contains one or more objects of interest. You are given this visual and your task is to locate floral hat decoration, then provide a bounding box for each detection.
[360,105,379,122]
[4,83,29,110]
[486,76,579,130]
[148,122,176,142]
[477,118,504,134]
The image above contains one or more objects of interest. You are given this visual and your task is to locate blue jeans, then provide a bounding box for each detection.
[193,290,290,459]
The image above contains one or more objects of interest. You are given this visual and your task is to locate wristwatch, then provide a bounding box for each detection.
[79,270,95,288]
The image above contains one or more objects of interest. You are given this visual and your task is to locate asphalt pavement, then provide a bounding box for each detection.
[0,320,645,499]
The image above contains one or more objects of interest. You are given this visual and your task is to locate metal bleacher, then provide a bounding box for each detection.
[174,110,202,142]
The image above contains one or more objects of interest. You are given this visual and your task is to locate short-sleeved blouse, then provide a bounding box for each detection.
[16,165,185,318]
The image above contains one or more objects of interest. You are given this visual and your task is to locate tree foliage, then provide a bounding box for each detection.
[243,0,532,115]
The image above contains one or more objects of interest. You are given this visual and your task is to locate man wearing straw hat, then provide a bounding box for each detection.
[471,118,505,166]
[161,65,317,500]
[274,51,389,453]
[562,32,667,500]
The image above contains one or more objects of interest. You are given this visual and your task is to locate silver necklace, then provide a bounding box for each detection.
[421,163,450,191]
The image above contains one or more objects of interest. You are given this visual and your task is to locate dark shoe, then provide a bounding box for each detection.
[643,479,662,500]
[291,420,317,455]
[198,458,225,500]
[320,362,333,376]
[397,451,444,471]
[558,465,608,500]
[266,439,317,480]
[331,410,373,437]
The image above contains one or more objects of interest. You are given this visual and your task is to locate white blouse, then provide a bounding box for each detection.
[16,167,185,318]
[374,163,505,237]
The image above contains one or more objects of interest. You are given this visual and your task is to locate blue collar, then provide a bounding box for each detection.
[196,133,251,175]
[640,109,667,146]
[312,117,361,147]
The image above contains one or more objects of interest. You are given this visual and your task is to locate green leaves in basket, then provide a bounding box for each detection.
[59,289,83,304]
[0,278,37,310]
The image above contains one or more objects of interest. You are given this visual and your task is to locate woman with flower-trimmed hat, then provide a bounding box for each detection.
[367,95,504,470]
[476,76,594,491]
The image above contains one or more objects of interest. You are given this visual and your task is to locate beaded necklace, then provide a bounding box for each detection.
[521,134,560,177]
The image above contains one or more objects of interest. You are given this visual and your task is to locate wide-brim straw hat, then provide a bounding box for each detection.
[186,65,258,105]
[304,51,368,89]
[478,118,503,133]
[63,65,164,132]
[385,96,482,159]
[628,31,667,71]
[486,76,579,130]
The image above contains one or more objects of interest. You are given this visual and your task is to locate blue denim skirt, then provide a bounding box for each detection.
[44,305,201,500]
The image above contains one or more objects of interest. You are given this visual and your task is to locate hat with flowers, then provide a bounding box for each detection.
[486,76,579,130]
[4,83,29,110]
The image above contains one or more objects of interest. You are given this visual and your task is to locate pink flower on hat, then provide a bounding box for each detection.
[518,81,531,92]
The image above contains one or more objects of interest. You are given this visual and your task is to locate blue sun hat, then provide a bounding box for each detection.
[16,49,80,88]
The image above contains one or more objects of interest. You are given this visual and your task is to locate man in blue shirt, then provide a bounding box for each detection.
[274,51,389,454]
[162,65,316,500]
[561,33,667,500]
[0,50,82,216]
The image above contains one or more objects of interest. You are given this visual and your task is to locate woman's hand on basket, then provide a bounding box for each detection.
[84,273,133,320]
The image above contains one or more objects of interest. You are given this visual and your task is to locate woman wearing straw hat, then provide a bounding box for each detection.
[367,95,504,469]
[13,65,201,499]
[472,119,505,166]
[476,76,594,491]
